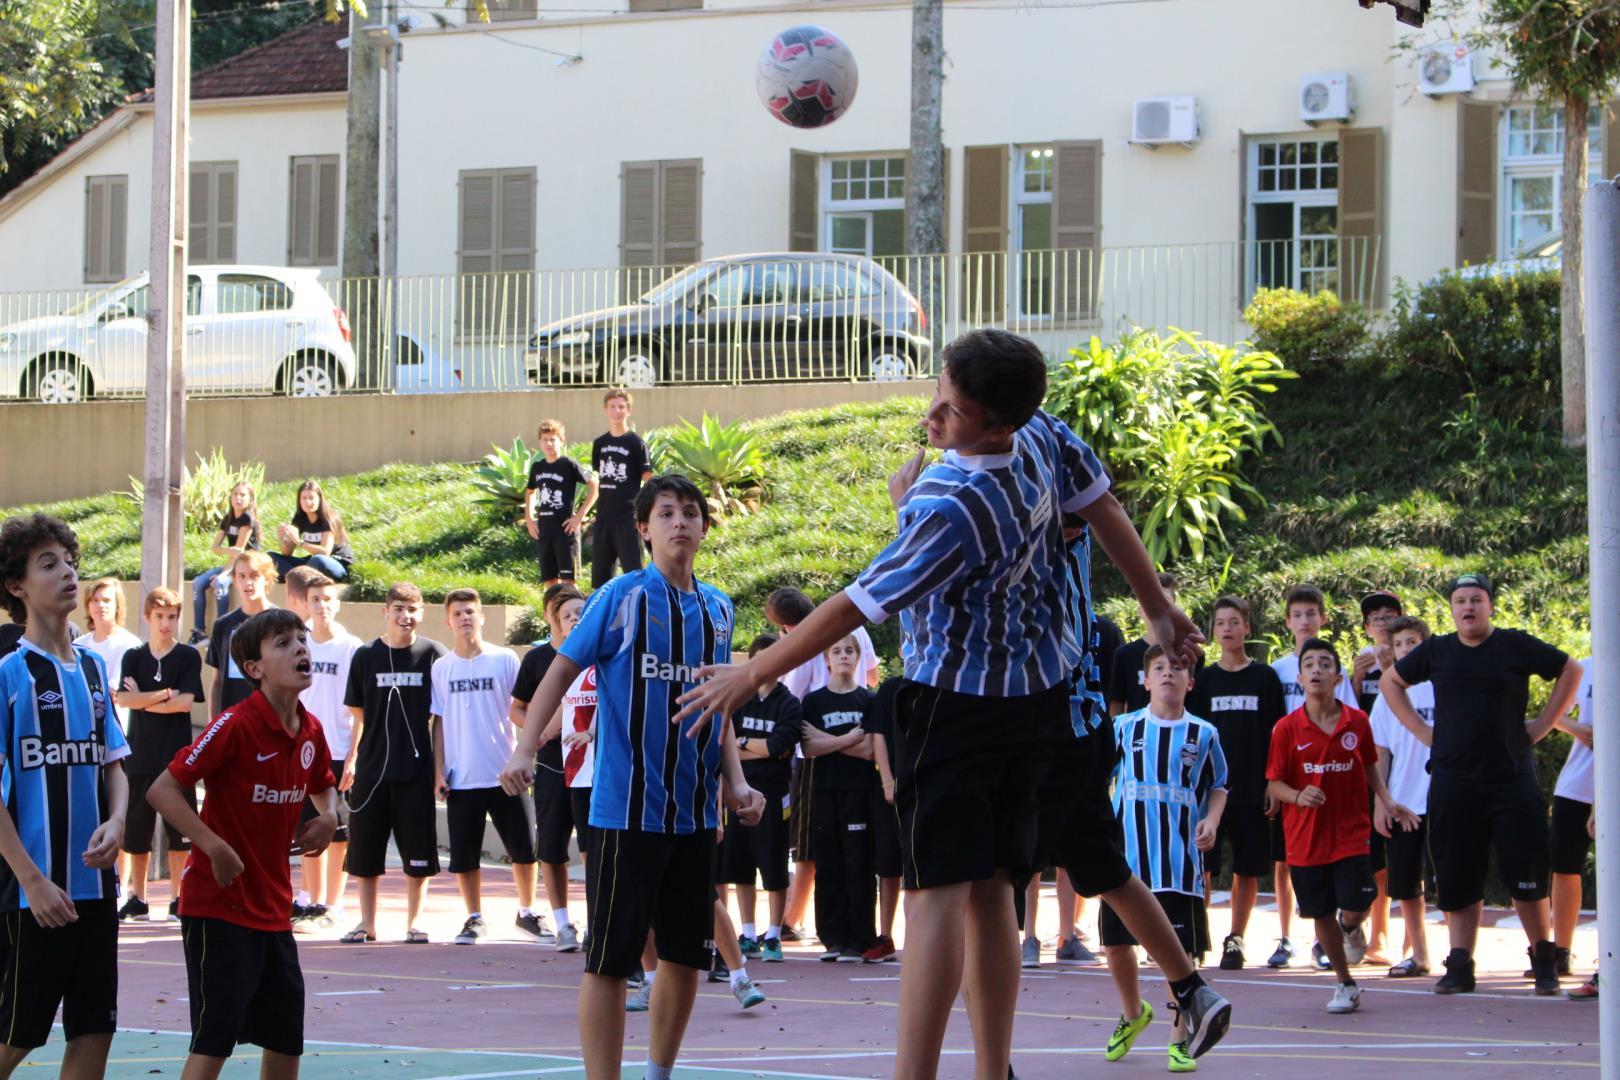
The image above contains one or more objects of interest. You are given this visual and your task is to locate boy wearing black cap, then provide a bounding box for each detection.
[1379,572,1584,996]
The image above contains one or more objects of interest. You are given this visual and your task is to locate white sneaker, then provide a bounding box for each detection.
[1326,981,1362,1014]
[556,923,582,952]
[1342,921,1368,966]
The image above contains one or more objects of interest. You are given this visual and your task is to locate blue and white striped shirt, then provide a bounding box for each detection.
[0,640,131,909]
[847,411,1110,697]
[560,564,733,835]
[1112,709,1227,897]
[1065,527,1108,737]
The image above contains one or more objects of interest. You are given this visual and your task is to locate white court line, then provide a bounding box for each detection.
[314,989,387,997]
[848,976,901,982]
[1047,966,1586,1002]
[446,982,539,991]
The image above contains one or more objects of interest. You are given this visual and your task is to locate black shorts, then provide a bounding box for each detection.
[789,757,815,863]
[1366,793,1387,874]
[1099,891,1208,959]
[583,828,715,978]
[0,900,118,1050]
[1290,855,1378,919]
[1052,729,1134,898]
[1428,771,1549,910]
[124,771,194,855]
[1384,815,1431,901]
[870,785,903,880]
[1211,803,1272,880]
[891,679,1067,889]
[589,512,643,588]
[446,786,538,874]
[570,787,594,861]
[181,916,303,1058]
[537,533,579,582]
[296,762,349,845]
[721,786,791,892]
[344,772,440,879]
[533,766,577,865]
[1270,813,1288,863]
[1551,795,1594,876]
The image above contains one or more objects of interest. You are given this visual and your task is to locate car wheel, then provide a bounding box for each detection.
[283,355,337,397]
[864,343,916,383]
[607,347,658,389]
[27,356,89,404]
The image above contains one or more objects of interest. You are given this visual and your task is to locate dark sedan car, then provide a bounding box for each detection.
[525,252,932,388]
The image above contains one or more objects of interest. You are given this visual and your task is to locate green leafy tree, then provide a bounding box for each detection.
[0,0,114,177]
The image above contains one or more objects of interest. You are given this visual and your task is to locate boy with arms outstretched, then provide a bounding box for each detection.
[499,475,764,1080]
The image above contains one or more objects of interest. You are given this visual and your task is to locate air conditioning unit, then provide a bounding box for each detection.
[1131,97,1201,147]
[1418,43,1475,95]
[1300,72,1355,125]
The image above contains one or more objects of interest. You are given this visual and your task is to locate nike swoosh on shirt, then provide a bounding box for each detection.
[256,752,278,761]
[1295,744,1313,751]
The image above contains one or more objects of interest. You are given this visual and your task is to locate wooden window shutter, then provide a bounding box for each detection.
[660,158,702,269]
[480,0,538,21]
[1604,99,1620,181]
[190,164,213,263]
[315,158,339,264]
[458,170,497,335]
[189,163,237,264]
[289,156,338,266]
[108,177,126,280]
[789,150,818,251]
[215,164,237,263]
[84,177,105,282]
[962,144,1008,320]
[289,158,314,264]
[1456,101,1498,268]
[620,161,660,268]
[497,168,537,335]
[1336,126,1385,307]
[1052,140,1102,321]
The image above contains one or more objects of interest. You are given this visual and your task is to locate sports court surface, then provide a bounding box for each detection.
[76,873,1599,1078]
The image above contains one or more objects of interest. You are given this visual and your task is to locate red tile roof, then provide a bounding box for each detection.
[132,19,349,103]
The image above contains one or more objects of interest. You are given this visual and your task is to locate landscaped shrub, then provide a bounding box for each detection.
[124,448,266,536]
[648,414,766,519]
[1242,287,1373,379]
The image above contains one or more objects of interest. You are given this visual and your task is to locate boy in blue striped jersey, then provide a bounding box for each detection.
[674,330,1209,1078]
[0,514,130,1076]
[499,475,764,1080]
[1101,645,1227,1072]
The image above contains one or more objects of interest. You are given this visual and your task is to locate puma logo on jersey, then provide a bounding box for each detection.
[18,736,103,769]
[251,783,307,804]
[376,673,424,688]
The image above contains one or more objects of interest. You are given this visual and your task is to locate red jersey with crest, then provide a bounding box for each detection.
[167,691,334,931]
[562,666,598,788]
[1265,704,1376,867]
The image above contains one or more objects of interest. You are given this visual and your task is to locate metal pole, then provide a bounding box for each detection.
[1584,175,1619,1075]
[386,4,400,389]
[140,0,189,624]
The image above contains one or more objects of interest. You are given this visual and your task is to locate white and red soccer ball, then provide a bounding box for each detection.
[756,25,859,129]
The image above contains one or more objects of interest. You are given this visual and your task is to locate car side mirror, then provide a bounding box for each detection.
[693,292,717,315]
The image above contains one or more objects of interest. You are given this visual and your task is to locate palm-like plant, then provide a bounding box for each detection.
[657,414,766,518]
[471,437,537,519]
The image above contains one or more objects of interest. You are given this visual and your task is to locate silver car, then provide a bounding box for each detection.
[0,266,358,403]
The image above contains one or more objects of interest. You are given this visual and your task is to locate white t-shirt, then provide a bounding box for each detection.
[1368,680,1435,813]
[1270,652,1360,715]
[75,627,142,723]
[430,645,521,790]
[1554,658,1594,805]
[561,665,598,789]
[301,628,363,760]
[785,625,879,700]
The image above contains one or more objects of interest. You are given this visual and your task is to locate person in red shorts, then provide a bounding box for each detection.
[1266,638,1415,1017]
[147,608,339,1080]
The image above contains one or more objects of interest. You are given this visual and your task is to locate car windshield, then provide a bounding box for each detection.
[639,262,721,304]
[61,276,143,316]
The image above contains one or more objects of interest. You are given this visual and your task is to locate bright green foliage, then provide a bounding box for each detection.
[0,0,113,175]
[1047,329,1294,565]
[471,438,536,519]
[1466,0,1620,104]
[1242,288,1373,379]
[123,449,266,537]
[655,414,766,513]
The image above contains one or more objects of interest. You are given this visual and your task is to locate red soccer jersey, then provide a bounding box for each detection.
[167,691,334,931]
[1265,704,1377,868]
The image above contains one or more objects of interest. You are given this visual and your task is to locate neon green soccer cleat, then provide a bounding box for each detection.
[1168,1040,1198,1072]
[1104,1002,1154,1061]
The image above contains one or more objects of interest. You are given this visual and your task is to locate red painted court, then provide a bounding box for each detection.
[95,871,1598,1078]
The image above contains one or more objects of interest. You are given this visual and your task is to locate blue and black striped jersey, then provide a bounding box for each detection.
[1112,709,1227,898]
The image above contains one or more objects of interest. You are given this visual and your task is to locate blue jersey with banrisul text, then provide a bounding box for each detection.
[1112,709,1227,898]
[561,564,733,834]
[847,410,1109,697]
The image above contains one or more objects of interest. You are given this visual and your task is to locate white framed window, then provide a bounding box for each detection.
[822,156,905,258]
[1013,145,1054,317]
[1247,135,1339,297]
[1501,102,1602,256]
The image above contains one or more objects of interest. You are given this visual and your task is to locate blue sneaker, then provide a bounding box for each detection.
[626,981,652,1012]
[762,936,784,962]
[738,934,763,960]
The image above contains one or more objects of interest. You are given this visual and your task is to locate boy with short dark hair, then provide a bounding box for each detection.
[1108,570,1184,716]
[1369,615,1435,978]
[1189,595,1285,971]
[0,513,129,1077]
[1267,638,1414,1015]
[499,474,764,1080]
[148,607,338,1080]
[207,550,278,713]
[590,389,653,587]
[526,419,598,587]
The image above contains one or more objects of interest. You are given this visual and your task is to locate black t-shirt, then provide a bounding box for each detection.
[1108,637,1203,713]
[0,624,22,660]
[730,683,803,793]
[591,431,650,516]
[121,642,205,774]
[288,513,354,565]
[219,511,262,551]
[1355,651,1384,714]
[1188,660,1286,807]
[344,637,448,783]
[512,643,563,768]
[803,686,874,791]
[206,606,257,711]
[526,456,591,538]
[866,676,904,771]
[1394,628,1569,782]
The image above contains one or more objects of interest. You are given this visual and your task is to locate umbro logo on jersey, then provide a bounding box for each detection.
[18,735,103,769]
[37,690,63,711]
[376,673,424,688]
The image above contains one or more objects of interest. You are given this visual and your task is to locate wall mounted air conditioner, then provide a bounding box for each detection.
[1300,72,1355,125]
[1418,44,1475,95]
[1131,97,1201,147]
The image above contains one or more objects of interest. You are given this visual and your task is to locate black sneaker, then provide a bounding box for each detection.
[1177,983,1232,1059]
[291,901,311,922]
[293,903,327,932]
[514,912,545,941]
[168,899,180,921]
[1219,934,1244,971]
[820,946,842,962]
[188,628,208,646]
[117,895,149,921]
[708,955,730,983]
[1530,940,1561,996]
[1434,949,1476,995]
[626,966,645,990]
[454,915,487,945]
[1558,946,1572,977]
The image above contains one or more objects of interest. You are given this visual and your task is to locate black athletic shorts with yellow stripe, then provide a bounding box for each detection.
[583,827,715,978]
[0,899,118,1050]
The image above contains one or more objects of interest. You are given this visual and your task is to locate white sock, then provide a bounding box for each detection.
[741,922,757,939]
[295,891,311,906]
[554,908,571,929]
[729,965,749,989]
[646,1059,673,1080]
[518,907,533,917]
[767,924,781,940]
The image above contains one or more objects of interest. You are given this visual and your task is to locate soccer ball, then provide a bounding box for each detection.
[756,26,859,129]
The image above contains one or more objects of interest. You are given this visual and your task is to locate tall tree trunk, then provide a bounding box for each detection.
[905,0,945,357]
[342,5,382,387]
[1560,91,1588,445]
